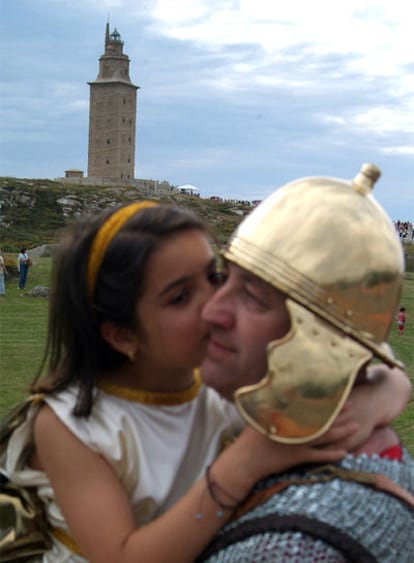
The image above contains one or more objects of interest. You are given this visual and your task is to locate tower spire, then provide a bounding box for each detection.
[105,19,110,48]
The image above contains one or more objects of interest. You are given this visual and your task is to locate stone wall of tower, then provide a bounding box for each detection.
[88,25,139,180]
[88,83,137,179]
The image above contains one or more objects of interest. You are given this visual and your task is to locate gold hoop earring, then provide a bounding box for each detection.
[127,350,136,363]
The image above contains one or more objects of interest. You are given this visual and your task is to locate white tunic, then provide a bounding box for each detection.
[3,378,242,562]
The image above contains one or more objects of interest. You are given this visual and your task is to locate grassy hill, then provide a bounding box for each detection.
[0,176,250,250]
[1,176,412,269]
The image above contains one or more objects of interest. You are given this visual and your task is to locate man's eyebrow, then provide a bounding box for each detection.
[239,268,275,297]
[239,269,263,287]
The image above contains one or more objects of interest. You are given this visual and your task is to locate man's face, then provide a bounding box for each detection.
[201,262,290,400]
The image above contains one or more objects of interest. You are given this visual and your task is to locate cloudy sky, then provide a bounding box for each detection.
[1,0,413,220]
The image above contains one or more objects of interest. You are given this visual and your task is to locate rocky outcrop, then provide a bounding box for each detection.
[24,286,50,298]
[0,177,251,249]
[29,244,57,258]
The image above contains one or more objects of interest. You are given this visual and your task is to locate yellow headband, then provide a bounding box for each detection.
[87,201,157,303]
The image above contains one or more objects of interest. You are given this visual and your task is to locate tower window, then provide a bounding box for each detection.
[107,139,111,144]
[106,160,110,164]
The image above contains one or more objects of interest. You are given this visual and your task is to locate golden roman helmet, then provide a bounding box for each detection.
[226,164,405,444]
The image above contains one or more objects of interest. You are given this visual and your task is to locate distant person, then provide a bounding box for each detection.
[17,247,31,290]
[0,250,7,296]
[397,306,407,336]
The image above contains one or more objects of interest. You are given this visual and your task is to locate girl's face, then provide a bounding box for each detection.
[133,229,221,382]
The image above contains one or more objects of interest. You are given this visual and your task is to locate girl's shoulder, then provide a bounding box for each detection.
[42,387,136,460]
[43,386,80,414]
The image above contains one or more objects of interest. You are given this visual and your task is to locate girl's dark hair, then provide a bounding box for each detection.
[31,203,213,416]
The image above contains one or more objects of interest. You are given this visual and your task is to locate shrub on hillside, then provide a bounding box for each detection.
[3,254,19,277]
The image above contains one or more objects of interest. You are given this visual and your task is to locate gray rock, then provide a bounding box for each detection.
[25,286,49,298]
[29,244,57,257]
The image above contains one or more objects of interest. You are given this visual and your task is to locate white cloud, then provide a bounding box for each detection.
[351,106,414,135]
[382,146,414,156]
[141,0,414,133]
[149,0,412,76]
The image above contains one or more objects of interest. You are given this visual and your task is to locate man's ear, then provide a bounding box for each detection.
[100,321,138,360]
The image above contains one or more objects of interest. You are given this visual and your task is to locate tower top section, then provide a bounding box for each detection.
[90,22,138,87]
[105,22,124,56]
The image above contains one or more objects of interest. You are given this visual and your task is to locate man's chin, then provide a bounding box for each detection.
[200,357,222,382]
[200,358,233,397]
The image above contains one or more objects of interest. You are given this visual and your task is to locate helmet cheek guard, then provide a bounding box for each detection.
[235,300,372,443]
[227,164,405,443]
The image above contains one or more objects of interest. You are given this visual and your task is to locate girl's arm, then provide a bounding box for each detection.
[363,365,411,425]
[319,366,411,452]
[34,404,347,563]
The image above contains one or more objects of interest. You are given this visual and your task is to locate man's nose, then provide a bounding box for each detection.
[202,287,234,329]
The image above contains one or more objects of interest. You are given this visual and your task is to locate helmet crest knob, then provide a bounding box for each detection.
[352,163,381,195]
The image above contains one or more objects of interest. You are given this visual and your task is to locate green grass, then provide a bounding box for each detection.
[388,271,414,453]
[0,257,50,410]
[0,259,413,454]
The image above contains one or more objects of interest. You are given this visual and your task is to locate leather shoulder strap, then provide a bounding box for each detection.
[234,464,414,521]
[198,513,377,563]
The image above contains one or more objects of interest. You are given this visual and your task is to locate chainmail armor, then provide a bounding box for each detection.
[200,450,414,562]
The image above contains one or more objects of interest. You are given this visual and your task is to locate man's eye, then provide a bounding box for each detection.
[243,288,256,300]
[243,287,266,307]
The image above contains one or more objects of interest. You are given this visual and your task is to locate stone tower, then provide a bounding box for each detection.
[87,23,139,180]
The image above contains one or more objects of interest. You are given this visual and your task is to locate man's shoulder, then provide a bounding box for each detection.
[199,455,414,563]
